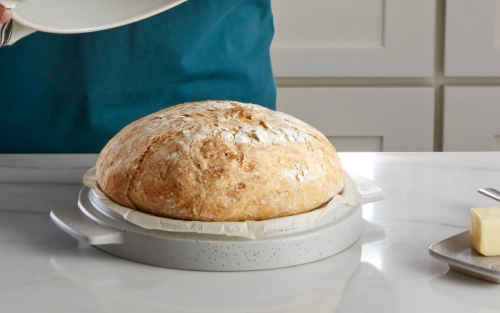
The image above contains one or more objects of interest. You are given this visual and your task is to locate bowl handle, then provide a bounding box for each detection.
[348,172,386,205]
[51,206,124,245]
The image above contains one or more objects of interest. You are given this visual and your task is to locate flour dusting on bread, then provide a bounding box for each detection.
[96,101,344,222]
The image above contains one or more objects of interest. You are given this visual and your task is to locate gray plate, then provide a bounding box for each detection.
[429,231,500,284]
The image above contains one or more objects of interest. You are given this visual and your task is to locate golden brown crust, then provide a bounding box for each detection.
[96,101,345,222]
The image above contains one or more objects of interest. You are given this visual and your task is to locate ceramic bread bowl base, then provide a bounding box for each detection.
[51,172,385,271]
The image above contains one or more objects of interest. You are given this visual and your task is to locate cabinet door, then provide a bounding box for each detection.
[445,0,500,76]
[444,87,500,151]
[270,0,435,77]
[277,88,434,152]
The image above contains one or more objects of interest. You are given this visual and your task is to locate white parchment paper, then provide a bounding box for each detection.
[83,167,360,239]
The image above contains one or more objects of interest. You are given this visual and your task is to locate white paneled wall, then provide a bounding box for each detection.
[445,0,500,76]
[444,87,500,151]
[277,88,434,152]
[271,0,435,77]
[272,0,385,49]
[271,0,500,152]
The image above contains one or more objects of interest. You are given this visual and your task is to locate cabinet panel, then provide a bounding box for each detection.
[272,0,384,49]
[444,87,500,151]
[445,0,500,76]
[277,88,434,152]
[271,0,435,77]
[327,136,383,152]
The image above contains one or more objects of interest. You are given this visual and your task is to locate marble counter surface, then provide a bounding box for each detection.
[1,153,500,312]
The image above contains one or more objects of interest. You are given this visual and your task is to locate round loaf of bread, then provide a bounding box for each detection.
[96,101,345,222]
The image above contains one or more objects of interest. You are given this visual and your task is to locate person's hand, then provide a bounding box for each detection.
[0,5,12,24]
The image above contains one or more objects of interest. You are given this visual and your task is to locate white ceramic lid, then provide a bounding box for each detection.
[11,0,186,34]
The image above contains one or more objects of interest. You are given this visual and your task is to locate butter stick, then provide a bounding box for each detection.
[470,207,500,256]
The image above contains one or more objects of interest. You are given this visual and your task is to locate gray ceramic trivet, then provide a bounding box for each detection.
[429,231,500,284]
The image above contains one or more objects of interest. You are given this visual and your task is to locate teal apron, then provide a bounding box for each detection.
[0,0,276,153]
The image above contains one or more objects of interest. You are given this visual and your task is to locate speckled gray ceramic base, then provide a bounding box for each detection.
[429,231,500,284]
[51,173,385,271]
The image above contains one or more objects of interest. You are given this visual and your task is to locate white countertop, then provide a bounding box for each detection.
[2,152,500,312]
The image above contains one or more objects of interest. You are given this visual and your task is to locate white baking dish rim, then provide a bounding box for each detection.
[83,167,360,239]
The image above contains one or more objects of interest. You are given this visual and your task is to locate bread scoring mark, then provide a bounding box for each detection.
[126,135,168,211]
